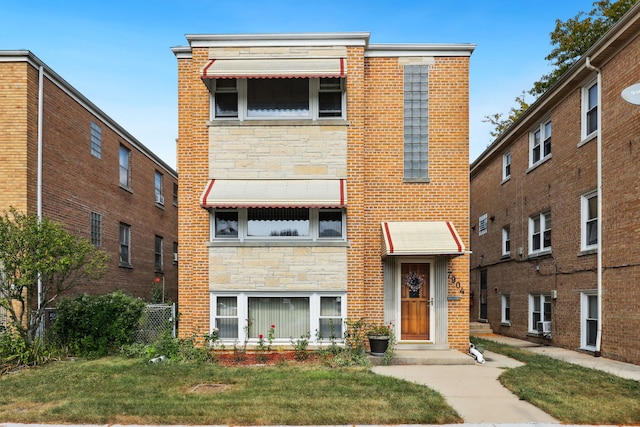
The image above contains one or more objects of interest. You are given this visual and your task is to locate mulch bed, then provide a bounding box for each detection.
[213,350,324,366]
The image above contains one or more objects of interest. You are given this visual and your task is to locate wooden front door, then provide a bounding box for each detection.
[401,263,430,340]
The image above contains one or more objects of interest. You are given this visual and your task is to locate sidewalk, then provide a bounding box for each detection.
[372,334,640,424]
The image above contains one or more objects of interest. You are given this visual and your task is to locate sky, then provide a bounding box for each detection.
[1,1,591,170]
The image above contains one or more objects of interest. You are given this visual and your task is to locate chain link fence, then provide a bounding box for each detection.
[133,303,177,344]
[0,305,7,329]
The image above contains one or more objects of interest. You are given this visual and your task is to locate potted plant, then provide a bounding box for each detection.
[367,322,392,356]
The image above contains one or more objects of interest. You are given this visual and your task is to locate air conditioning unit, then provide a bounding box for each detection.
[155,194,165,205]
[537,321,552,334]
[173,253,178,262]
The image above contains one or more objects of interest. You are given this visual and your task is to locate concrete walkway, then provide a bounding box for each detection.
[372,334,640,424]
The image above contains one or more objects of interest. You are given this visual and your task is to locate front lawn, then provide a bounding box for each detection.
[0,357,461,425]
[473,337,640,425]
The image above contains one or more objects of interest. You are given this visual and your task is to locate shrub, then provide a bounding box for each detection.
[49,291,145,357]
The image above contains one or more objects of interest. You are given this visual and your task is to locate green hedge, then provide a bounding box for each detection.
[49,291,145,357]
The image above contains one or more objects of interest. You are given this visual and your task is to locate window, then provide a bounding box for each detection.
[211,293,346,342]
[581,191,598,251]
[478,213,488,236]
[119,145,131,189]
[319,296,344,339]
[90,122,102,158]
[173,241,178,264]
[502,152,511,180]
[173,183,178,206]
[212,77,345,120]
[90,212,102,247]
[583,80,598,138]
[529,211,551,254]
[502,226,510,256]
[581,292,598,349]
[154,236,163,272]
[403,65,430,180]
[119,223,131,266]
[501,294,510,325]
[212,208,345,242]
[530,120,551,166]
[154,171,164,205]
[530,294,552,334]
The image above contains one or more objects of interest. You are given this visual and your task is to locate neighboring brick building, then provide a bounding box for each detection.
[0,50,178,304]
[470,4,640,364]
[172,33,474,352]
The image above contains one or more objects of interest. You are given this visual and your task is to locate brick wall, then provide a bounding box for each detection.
[0,55,178,303]
[354,55,471,350]
[176,41,471,351]
[470,25,640,364]
[176,48,211,336]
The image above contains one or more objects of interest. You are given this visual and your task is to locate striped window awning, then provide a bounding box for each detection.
[201,179,347,208]
[201,58,347,79]
[381,221,467,257]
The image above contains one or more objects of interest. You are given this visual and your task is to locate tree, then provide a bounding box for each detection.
[482,91,530,139]
[484,0,638,138]
[530,0,639,96]
[0,209,109,346]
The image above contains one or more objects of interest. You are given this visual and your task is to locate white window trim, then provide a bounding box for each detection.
[528,294,551,334]
[210,292,347,344]
[580,290,598,351]
[154,171,164,205]
[581,190,598,252]
[502,226,510,257]
[529,211,551,255]
[210,208,346,243]
[528,119,552,168]
[211,78,345,122]
[502,152,511,181]
[582,78,598,141]
[501,294,511,325]
[478,213,488,236]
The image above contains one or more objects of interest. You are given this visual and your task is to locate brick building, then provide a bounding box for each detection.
[0,50,178,305]
[172,33,474,351]
[470,4,640,364]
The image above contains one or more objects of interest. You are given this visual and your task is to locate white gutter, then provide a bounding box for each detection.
[37,65,44,313]
[585,57,603,356]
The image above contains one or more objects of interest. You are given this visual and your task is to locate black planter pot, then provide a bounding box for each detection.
[368,335,390,356]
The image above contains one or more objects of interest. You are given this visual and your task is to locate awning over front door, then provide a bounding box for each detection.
[201,58,347,79]
[201,179,347,208]
[381,221,467,257]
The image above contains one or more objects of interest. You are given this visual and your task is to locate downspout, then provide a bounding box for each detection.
[585,57,603,357]
[37,65,44,315]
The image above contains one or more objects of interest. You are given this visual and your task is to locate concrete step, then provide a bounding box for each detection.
[470,321,493,336]
[369,349,475,366]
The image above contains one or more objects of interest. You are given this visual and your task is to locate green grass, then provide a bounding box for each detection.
[473,337,640,425]
[0,357,461,425]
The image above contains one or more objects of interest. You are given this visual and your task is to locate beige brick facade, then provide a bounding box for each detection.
[470,5,640,365]
[174,33,473,351]
[0,51,178,303]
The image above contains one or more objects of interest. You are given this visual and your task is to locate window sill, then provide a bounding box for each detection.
[155,203,165,210]
[208,240,350,248]
[500,322,511,327]
[501,176,511,185]
[578,247,598,257]
[578,132,597,148]
[119,263,133,269]
[120,185,133,194]
[403,178,431,183]
[528,250,552,259]
[526,155,552,174]
[207,119,349,127]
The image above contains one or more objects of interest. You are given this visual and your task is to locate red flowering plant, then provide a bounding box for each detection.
[255,324,276,363]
